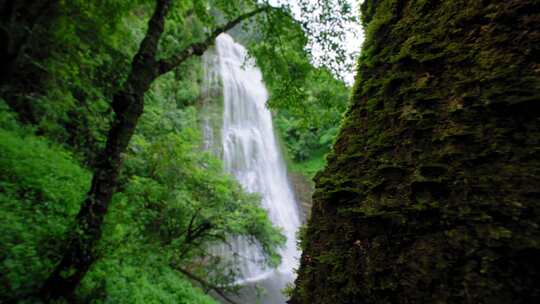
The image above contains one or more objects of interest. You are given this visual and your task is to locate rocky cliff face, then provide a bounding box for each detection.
[288,171,314,221]
[290,1,540,303]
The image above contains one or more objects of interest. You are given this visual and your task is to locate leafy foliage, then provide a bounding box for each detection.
[274,69,348,162]
[0,2,286,300]
[0,101,91,301]
[247,13,350,177]
[0,0,354,301]
[72,62,285,301]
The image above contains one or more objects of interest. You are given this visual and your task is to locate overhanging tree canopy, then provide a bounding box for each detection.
[34,0,357,300]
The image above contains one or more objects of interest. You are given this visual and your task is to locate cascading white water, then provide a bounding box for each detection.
[202,33,301,303]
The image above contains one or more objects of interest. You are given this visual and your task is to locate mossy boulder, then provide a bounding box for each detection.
[290,1,540,303]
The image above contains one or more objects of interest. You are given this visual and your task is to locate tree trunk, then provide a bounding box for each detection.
[38,91,146,299]
[39,1,269,300]
[39,0,170,299]
[291,0,540,303]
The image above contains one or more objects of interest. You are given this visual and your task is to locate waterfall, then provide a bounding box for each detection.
[202,33,301,303]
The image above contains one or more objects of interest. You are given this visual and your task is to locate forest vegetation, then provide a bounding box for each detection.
[2,0,539,303]
[0,0,351,302]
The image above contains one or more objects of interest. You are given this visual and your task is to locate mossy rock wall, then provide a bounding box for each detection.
[290,1,540,303]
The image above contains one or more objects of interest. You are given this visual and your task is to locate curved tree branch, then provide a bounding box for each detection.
[158,6,270,75]
[39,0,173,300]
[172,265,240,304]
[40,2,270,301]
[112,0,172,115]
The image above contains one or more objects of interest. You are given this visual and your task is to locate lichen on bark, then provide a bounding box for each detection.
[290,1,540,303]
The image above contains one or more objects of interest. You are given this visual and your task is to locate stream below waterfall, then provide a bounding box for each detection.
[202,33,302,303]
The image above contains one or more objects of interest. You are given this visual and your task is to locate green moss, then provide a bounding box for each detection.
[291,1,540,303]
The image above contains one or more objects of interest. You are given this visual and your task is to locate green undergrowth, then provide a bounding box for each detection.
[0,100,91,300]
[0,3,284,304]
[285,147,328,179]
[244,12,349,181]
[0,1,351,302]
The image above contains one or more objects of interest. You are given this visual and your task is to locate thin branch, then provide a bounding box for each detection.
[187,221,212,243]
[134,0,171,65]
[186,209,202,239]
[112,0,172,114]
[158,6,270,75]
[172,265,240,304]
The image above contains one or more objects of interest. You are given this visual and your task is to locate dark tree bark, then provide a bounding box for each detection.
[38,0,171,299]
[39,1,269,300]
[291,0,540,303]
[171,264,240,304]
